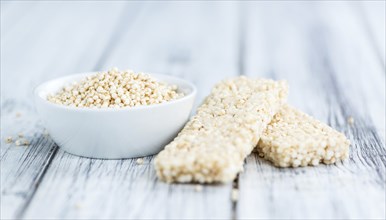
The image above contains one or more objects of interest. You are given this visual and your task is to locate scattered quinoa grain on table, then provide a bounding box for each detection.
[23,139,30,146]
[194,185,203,192]
[347,116,355,125]
[47,68,184,108]
[15,140,21,146]
[15,138,29,146]
[231,188,239,202]
[5,136,13,143]
[136,158,144,165]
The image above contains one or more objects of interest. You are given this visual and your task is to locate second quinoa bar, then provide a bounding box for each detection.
[155,77,288,183]
[257,105,350,167]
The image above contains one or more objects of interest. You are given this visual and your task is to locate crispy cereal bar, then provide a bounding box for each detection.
[155,77,288,183]
[257,105,350,167]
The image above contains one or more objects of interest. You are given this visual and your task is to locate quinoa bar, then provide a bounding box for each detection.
[155,77,288,183]
[257,105,350,167]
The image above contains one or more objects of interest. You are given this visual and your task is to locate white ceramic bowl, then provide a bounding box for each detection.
[34,72,196,159]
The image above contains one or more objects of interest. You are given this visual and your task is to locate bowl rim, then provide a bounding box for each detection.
[34,72,197,112]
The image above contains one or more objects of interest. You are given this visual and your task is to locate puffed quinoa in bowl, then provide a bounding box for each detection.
[47,68,184,108]
[34,69,196,159]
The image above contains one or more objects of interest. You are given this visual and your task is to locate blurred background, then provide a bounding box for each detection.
[2,1,384,103]
[2,0,385,134]
[1,1,385,219]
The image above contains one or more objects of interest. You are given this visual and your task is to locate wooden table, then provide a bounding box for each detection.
[1,1,385,219]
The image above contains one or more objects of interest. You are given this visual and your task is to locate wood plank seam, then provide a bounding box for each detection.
[237,3,385,218]
[12,4,239,219]
[311,31,386,174]
[15,144,59,219]
[231,174,239,220]
[1,3,146,219]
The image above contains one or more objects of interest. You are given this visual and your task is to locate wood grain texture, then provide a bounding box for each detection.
[238,1,385,219]
[20,2,240,219]
[1,1,384,219]
[1,2,137,219]
[1,108,57,220]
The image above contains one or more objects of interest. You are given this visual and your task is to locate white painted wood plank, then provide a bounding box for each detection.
[22,2,239,219]
[102,2,241,105]
[1,2,139,219]
[1,2,137,102]
[238,2,385,219]
[3,1,383,219]
[0,112,57,220]
[316,1,385,139]
[0,2,40,39]
[358,1,385,66]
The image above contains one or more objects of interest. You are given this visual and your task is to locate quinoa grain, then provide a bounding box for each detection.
[15,139,21,146]
[347,116,355,125]
[23,139,30,146]
[231,188,239,202]
[15,138,30,146]
[136,158,144,165]
[5,136,13,143]
[194,185,203,192]
[47,68,183,108]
